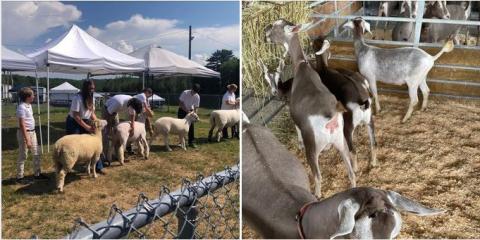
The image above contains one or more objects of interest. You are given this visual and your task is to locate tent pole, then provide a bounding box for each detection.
[35,70,44,154]
[142,72,145,89]
[47,65,50,153]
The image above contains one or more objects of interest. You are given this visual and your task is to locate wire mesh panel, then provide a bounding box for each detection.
[63,165,239,239]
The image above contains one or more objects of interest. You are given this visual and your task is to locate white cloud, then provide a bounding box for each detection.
[86,14,239,61]
[2,1,81,44]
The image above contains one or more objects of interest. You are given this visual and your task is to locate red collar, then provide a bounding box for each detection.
[296,201,316,239]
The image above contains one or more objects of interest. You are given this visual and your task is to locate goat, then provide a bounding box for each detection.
[421,1,471,44]
[260,38,378,169]
[344,17,454,123]
[243,123,445,239]
[312,38,377,169]
[374,1,401,40]
[265,19,355,198]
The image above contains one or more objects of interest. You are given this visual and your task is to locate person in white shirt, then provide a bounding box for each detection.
[16,87,48,184]
[103,94,143,135]
[134,88,154,136]
[178,84,201,148]
[65,80,106,174]
[221,84,239,138]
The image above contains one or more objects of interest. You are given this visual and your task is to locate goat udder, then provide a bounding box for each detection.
[325,114,339,134]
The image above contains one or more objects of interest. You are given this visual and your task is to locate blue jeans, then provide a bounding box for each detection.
[65,115,104,170]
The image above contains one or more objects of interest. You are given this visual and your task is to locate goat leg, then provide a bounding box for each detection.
[402,85,419,123]
[367,115,378,167]
[343,111,357,172]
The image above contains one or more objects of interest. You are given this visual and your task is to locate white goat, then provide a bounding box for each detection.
[150,112,199,151]
[345,17,454,123]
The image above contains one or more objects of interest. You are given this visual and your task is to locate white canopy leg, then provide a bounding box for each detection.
[47,66,50,152]
[35,70,44,154]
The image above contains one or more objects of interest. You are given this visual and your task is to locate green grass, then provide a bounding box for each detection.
[1,102,239,238]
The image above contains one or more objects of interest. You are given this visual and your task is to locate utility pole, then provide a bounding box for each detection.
[188,25,194,59]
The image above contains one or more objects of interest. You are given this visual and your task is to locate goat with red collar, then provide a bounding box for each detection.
[243,123,445,239]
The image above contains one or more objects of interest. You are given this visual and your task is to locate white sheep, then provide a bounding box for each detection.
[208,109,240,142]
[150,112,199,151]
[108,121,149,165]
[53,119,107,193]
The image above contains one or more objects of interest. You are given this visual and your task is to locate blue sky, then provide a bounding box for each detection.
[2,1,240,66]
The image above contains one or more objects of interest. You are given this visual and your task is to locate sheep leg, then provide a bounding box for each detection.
[92,155,99,178]
[216,125,224,142]
[55,161,66,193]
[180,134,187,151]
[118,144,125,165]
[208,125,215,142]
[343,111,357,172]
[137,139,145,158]
[107,139,114,164]
[333,135,356,188]
[419,79,430,111]
[366,114,378,167]
[164,133,172,151]
[142,137,149,160]
[402,83,419,123]
[87,160,91,176]
[295,125,305,150]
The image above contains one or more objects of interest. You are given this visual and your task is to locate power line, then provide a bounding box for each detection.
[192,31,238,50]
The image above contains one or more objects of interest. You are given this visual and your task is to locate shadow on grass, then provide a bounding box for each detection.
[2,121,68,151]
[9,171,84,195]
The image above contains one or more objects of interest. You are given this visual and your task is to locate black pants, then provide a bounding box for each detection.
[222,125,237,139]
[177,108,194,144]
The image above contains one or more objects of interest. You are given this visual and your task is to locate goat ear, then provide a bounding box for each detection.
[361,20,372,35]
[315,40,330,55]
[343,20,354,30]
[387,191,446,216]
[330,199,360,239]
[285,25,300,34]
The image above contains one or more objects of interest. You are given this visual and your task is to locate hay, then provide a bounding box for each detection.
[242,1,311,99]
[243,94,480,238]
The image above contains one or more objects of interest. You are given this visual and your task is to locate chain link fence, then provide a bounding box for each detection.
[59,165,239,239]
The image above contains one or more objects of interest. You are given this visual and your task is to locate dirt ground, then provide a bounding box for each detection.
[242,94,480,238]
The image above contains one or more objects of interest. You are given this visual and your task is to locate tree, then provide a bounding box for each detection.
[205,49,234,72]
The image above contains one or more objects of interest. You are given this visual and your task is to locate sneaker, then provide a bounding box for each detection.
[97,169,107,175]
[188,143,197,148]
[34,173,49,180]
[16,177,33,185]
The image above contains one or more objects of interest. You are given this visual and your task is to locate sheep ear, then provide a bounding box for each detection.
[242,111,251,124]
[387,191,446,216]
[315,40,331,55]
[330,199,360,239]
[343,20,354,30]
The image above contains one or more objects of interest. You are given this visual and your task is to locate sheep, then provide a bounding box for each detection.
[107,121,149,166]
[208,109,240,142]
[150,112,199,151]
[265,19,356,198]
[421,1,471,45]
[53,119,107,193]
[344,17,454,123]
[243,123,445,239]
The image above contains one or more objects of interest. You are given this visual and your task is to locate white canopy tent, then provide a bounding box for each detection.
[27,24,145,151]
[129,44,220,87]
[2,46,44,153]
[50,82,79,104]
[2,46,37,71]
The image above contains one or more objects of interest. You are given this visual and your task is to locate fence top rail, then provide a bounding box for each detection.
[310,13,480,26]
[67,164,239,239]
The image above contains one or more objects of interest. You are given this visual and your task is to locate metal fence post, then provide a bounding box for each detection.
[176,203,198,239]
